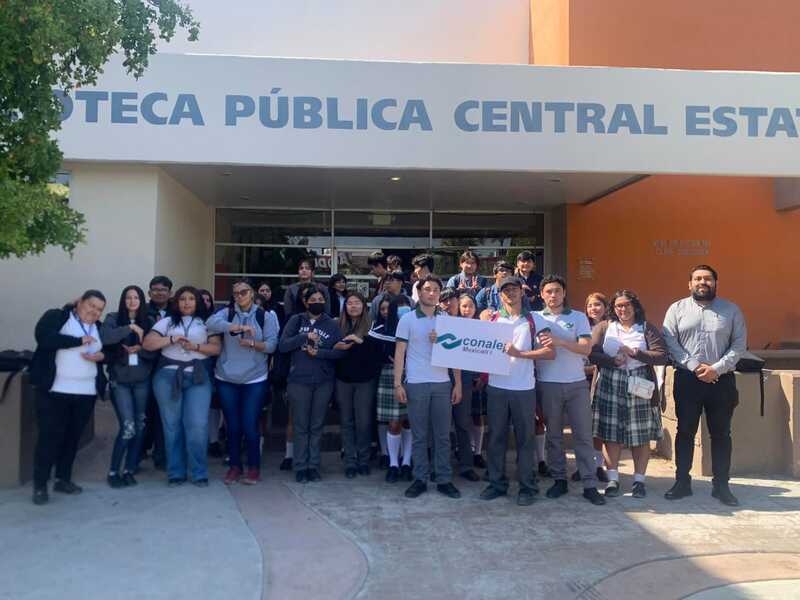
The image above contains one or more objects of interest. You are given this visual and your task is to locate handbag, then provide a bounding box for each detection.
[627,372,655,400]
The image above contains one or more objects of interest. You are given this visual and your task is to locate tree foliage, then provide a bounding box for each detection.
[0,0,199,259]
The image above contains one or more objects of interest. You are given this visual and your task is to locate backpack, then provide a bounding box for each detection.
[490,311,538,340]
[0,350,33,404]
[735,351,767,416]
[227,305,266,331]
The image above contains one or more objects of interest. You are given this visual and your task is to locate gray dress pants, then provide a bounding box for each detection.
[486,386,537,493]
[406,382,453,484]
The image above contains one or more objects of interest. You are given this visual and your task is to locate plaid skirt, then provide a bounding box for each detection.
[592,366,662,447]
[376,364,407,423]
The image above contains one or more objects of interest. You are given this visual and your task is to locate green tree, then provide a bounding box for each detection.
[0,0,199,259]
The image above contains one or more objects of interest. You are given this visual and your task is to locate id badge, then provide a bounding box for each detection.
[128,353,139,366]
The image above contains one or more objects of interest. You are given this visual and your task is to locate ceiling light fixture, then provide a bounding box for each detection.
[389,176,401,182]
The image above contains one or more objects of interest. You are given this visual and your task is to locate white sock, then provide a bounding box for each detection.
[401,428,413,466]
[594,450,605,469]
[634,473,646,483]
[285,441,294,459]
[536,434,546,463]
[387,433,401,468]
[607,469,620,482]
[471,424,483,455]
[378,424,388,456]
[208,409,220,443]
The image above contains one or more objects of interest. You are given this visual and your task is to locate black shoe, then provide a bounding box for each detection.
[583,487,606,505]
[459,469,480,482]
[280,457,293,471]
[570,470,581,482]
[208,441,223,458]
[604,480,621,498]
[358,465,371,477]
[33,487,49,505]
[632,481,647,498]
[712,485,739,507]
[546,479,568,499]
[379,455,389,470]
[479,485,507,501]
[518,488,537,506]
[664,480,693,500]
[436,482,461,499]
[295,470,309,484]
[307,469,321,482]
[53,480,82,495]
[107,474,125,489]
[193,478,209,488]
[122,472,138,487]
[400,465,413,481]
[473,454,487,469]
[345,467,357,479]
[404,479,427,498]
[596,467,609,483]
[168,478,186,487]
[538,461,552,478]
[386,466,399,483]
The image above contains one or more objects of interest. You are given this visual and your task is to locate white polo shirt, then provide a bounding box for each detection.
[51,313,103,395]
[152,315,209,371]
[534,307,592,383]
[395,306,450,384]
[489,309,548,391]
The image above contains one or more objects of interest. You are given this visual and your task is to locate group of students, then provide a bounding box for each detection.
[28,251,747,509]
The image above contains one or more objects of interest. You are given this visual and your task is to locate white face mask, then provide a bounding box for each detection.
[397,306,412,317]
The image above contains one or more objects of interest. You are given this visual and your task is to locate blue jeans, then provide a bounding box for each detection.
[153,368,212,481]
[216,379,267,470]
[110,380,149,474]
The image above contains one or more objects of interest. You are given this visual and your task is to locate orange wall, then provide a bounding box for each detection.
[529,0,570,65]
[567,176,800,349]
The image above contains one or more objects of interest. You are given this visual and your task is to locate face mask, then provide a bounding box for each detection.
[397,306,411,317]
[307,302,325,316]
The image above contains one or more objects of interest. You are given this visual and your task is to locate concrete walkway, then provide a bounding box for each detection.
[2,400,800,600]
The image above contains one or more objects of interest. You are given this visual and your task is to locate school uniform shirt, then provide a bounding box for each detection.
[395,306,449,384]
[151,316,209,372]
[488,308,547,391]
[51,313,103,395]
[601,320,647,370]
[534,308,592,383]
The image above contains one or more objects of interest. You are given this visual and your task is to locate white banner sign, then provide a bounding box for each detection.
[431,315,514,375]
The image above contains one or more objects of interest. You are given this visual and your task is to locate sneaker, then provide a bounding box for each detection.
[224,467,242,485]
[459,469,480,482]
[604,480,621,498]
[479,486,507,501]
[631,481,647,498]
[400,465,413,482]
[385,466,399,483]
[404,479,428,498]
[53,480,82,495]
[279,457,293,471]
[193,479,209,488]
[33,487,49,505]
[208,441,224,458]
[517,488,537,506]
[307,469,321,482]
[241,469,260,485]
[107,474,125,489]
[473,454,487,469]
[583,487,606,505]
[121,472,138,487]
[168,478,186,487]
[545,479,568,499]
[345,467,358,479]
[596,467,609,483]
[538,461,552,478]
[436,482,461,499]
[379,455,390,470]
[295,470,309,484]
[357,465,371,476]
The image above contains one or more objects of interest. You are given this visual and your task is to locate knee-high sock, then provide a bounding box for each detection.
[536,434,546,463]
[378,424,388,456]
[471,423,483,455]
[401,427,413,466]
[387,432,401,468]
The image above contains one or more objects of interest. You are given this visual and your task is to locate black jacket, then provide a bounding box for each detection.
[29,307,107,397]
[335,334,383,383]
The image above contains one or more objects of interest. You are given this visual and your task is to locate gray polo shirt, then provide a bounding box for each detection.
[662,296,747,375]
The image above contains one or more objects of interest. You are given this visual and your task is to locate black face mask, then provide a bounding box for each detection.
[307,302,325,316]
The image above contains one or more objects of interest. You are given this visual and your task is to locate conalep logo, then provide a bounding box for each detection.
[436,333,505,355]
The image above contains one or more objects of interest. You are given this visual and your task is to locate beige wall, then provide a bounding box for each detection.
[0,164,159,350]
[154,170,213,292]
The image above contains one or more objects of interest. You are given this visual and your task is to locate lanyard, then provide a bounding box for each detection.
[72,312,92,337]
[180,317,195,338]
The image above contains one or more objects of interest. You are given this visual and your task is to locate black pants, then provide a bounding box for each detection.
[674,369,737,485]
[142,387,165,465]
[33,389,96,488]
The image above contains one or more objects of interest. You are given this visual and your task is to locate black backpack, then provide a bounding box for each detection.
[0,350,33,404]
[735,351,767,416]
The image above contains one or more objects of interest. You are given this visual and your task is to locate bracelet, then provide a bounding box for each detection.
[169,335,173,344]
[394,384,403,388]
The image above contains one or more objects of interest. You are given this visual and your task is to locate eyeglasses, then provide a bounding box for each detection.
[232,289,252,298]
[614,302,632,310]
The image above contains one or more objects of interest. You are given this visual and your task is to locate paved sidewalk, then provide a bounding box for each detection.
[2,400,800,600]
